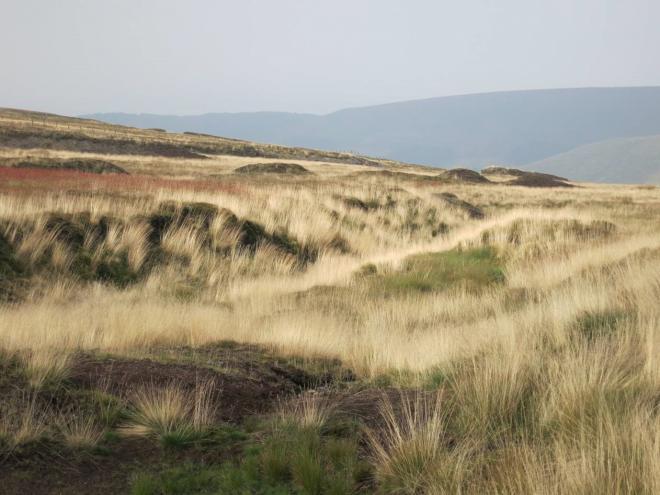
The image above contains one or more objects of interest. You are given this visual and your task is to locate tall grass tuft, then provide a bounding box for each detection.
[121,380,217,446]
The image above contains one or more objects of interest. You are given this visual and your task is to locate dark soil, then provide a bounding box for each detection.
[0,128,208,159]
[69,351,319,423]
[441,168,492,184]
[0,342,348,495]
[482,166,568,181]
[509,172,573,188]
[14,158,129,174]
[233,162,313,175]
[435,192,484,219]
[0,232,26,301]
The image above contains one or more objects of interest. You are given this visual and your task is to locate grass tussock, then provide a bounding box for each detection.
[121,380,217,446]
[1,115,660,492]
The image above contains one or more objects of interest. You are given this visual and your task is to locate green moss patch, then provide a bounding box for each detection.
[361,247,505,294]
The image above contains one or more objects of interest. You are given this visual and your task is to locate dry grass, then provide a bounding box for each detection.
[57,413,103,449]
[0,393,49,453]
[1,112,659,491]
[121,381,216,442]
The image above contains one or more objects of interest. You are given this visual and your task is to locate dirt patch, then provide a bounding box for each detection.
[482,166,567,181]
[0,128,207,159]
[2,437,160,495]
[0,233,26,302]
[434,192,484,219]
[14,158,128,175]
[482,166,572,187]
[508,172,573,188]
[233,162,313,175]
[69,351,318,423]
[440,168,492,184]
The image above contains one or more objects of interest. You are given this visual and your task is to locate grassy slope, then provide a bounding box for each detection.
[1,109,660,494]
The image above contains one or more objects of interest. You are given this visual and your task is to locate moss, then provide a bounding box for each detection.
[179,202,219,228]
[234,162,312,175]
[0,233,23,279]
[573,310,632,342]
[361,247,505,295]
[338,195,379,211]
[0,232,25,301]
[95,252,139,288]
[44,213,86,248]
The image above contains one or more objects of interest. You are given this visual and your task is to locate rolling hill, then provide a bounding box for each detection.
[529,134,660,184]
[85,87,660,183]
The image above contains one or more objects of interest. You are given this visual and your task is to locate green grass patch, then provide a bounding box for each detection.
[130,421,366,494]
[573,309,633,342]
[362,247,504,295]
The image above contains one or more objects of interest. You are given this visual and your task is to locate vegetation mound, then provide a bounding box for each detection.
[441,168,492,183]
[508,172,573,188]
[435,192,484,219]
[70,350,316,423]
[233,162,312,175]
[2,128,207,159]
[482,166,527,177]
[15,158,128,175]
[482,166,567,181]
[0,233,25,301]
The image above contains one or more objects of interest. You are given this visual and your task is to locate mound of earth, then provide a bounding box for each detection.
[0,233,25,301]
[440,168,492,184]
[69,348,322,423]
[351,170,447,183]
[434,192,484,219]
[508,172,573,188]
[233,162,312,175]
[1,128,207,159]
[15,158,128,174]
[482,166,526,177]
[482,166,567,181]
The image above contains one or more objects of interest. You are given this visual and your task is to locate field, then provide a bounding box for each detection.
[1,109,660,494]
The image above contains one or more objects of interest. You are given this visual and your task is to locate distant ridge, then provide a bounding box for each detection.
[85,87,660,183]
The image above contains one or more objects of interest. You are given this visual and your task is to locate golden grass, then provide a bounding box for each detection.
[1,129,659,490]
[121,381,216,441]
[57,413,103,449]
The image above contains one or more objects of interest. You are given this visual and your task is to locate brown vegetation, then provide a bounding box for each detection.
[1,109,659,494]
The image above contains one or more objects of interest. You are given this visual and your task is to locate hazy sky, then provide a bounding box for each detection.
[2,0,660,116]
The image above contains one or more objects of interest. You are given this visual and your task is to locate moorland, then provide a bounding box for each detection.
[1,108,659,494]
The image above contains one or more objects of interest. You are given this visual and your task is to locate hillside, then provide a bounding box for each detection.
[1,107,660,493]
[85,87,660,183]
[528,134,660,184]
[0,108,392,169]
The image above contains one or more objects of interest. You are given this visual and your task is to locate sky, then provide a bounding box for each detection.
[2,0,660,116]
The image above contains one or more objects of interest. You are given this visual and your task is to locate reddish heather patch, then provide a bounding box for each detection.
[0,166,246,195]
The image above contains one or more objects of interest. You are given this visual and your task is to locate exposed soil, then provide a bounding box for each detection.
[435,192,485,219]
[441,168,492,184]
[0,128,208,159]
[0,343,348,495]
[69,353,316,423]
[233,162,313,175]
[2,437,161,495]
[14,158,128,175]
[482,166,567,182]
[509,172,573,188]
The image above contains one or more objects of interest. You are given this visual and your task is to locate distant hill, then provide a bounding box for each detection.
[528,134,660,184]
[85,87,660,183]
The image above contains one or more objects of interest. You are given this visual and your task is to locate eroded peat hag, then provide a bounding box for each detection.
[1,109,660,494]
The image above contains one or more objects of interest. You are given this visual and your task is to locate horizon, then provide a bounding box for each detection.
[80,85,660,118]
[3,0,660,116]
